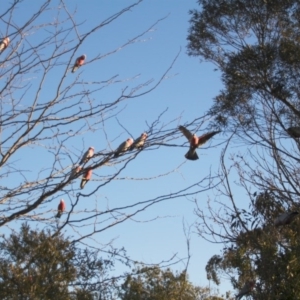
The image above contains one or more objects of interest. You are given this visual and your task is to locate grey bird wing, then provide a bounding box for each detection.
[179,125,193,141]
[197,131,221,146]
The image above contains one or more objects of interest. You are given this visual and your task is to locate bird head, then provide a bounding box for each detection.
[141,132,148,139]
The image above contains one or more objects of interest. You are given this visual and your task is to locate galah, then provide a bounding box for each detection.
[69,165,82,179]
[130,132,148,150]
[287,126,300,138]
[72,54,86,73]
[179,125,221,160]
[0,37,9,53]
[114,138,134,157]
[56,199,66,218]
[80,147,94,165]
[274,211,299,227]
[80,168,92,189]
[235,281,255,300]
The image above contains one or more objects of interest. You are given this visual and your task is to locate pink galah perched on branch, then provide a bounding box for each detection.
[0,37,9,53]
[80,168,92,189]
[55,199,66,218]
[130,132,148,150]
[235,280,255,300]
[179,125,221,161]
[72,54,86,73]
[114,138,134,157]
[80,147,94,165]
[274,211,299,227]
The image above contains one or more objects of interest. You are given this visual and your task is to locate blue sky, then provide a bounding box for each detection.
[0,0,236,296]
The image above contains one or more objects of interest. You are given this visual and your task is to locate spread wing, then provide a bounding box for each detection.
[179,125,193,141]
[197,131,221,146]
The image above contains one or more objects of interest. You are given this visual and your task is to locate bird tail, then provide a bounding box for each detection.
[113,152,120,158]
[80,179,87,189]
[55,212,61,218]
[185,149,199,160]
[72,66,78,73]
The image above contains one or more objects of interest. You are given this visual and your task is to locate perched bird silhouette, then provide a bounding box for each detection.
[80,168,92,189]
[0,37,9,53]
[130,133,148,150]
[80,147,94,165]
[69,165,82,179]
[56,199,66,218]
[274,211,299,227]
[114,138,134,157]
[287,126,300,138]
[72,54,86,73]
[235,281,255,300]
[179,125,221,160]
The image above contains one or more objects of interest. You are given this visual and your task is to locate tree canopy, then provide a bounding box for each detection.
[119,266,229,300]
[188,0,300,299]
[0,223,231,299]
[0,223,91,299]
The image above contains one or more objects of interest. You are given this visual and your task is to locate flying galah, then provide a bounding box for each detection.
[287,126,300,138]
[130,132,148,150]
[80,147,94,165]
[235,281,255,300]
[114,138,134,157]
[80,168,92,189]
[274,211,299,227]
[72,54,86,73]
[0,37,9,53]
[70,165,82,179]
[179,125,221,160]
[56,199,66,218]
